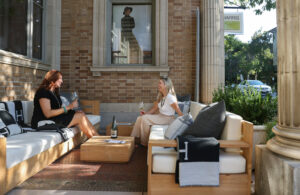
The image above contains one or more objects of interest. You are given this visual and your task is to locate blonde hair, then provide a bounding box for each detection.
[157,77,177,102]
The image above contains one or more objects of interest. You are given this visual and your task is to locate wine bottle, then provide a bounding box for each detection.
[111,115,118,139]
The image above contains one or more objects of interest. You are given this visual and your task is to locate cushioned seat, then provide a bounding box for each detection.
[6,128,80,168]
[5,104,101,169]
[152,147,246,174]
[149,113,246,174]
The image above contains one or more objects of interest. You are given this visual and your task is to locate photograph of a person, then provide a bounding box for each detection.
[121,7,141,64]
[111,4,152,64]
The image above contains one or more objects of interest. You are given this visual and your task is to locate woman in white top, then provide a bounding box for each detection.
[131,77,183,146]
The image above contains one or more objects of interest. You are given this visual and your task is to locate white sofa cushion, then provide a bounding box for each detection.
[221,112,243,153]
[219,150,246,173]
[189,101,207,120]
[152,147,246,174]
[22,101,34,125]
[6,127,80,168]
[221,112,243,140]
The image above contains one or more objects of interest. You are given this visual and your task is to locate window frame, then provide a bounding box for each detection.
[91,0,169,76]
[0,0,61,71]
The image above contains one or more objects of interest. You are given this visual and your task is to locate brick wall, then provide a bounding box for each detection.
[0,63,46,101]
[61,0,199,103]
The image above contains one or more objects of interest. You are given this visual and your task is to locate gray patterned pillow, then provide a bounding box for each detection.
[164,114,194,140]
[177,101,191,115]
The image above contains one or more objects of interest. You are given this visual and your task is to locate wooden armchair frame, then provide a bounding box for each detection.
[147,121,253,195]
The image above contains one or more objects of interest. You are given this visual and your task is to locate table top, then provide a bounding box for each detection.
[82,136,134,147]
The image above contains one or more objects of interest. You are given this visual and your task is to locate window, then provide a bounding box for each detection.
[92,0,169,76]
[111,4,152,65]
[0,0,44,60]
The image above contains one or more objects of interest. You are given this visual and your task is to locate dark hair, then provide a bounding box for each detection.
[123,7,133,15]
[37,70,62,95]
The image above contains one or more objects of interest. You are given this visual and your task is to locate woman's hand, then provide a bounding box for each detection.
[171,102,183,116]
[67,99,78,110]
[140,110,145,115]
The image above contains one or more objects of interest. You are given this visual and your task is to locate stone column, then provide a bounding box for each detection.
[266,0,300,160]
[256,1,300,194]
[200,0,225,103]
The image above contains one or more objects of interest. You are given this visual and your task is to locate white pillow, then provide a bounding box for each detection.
[164,114,193,140]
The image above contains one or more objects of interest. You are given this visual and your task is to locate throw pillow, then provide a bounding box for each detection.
[177,101,191,115]
[177,94,191,102]
[164,114,194,140]
[0,110,23,137]
[183,101,226,139]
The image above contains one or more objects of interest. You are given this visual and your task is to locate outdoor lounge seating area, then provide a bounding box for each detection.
[4,0,299,194]
[0,99,253,195]
[0,100,101,195]
[147,101,253,195]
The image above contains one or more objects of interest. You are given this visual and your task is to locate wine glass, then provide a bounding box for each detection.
[71,91,78,101]
[139,102,145,115]
[71,91,79,110]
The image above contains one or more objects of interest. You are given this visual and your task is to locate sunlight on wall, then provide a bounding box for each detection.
[0,63,46,101]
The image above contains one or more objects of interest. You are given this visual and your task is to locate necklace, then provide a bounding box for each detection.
[161,97,166,107]
[50,90,61,108]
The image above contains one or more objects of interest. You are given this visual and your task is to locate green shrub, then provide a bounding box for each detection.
[213,86,277,125]
[265,121,277,142]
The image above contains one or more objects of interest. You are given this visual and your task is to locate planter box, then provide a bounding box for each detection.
[253,125,266,169]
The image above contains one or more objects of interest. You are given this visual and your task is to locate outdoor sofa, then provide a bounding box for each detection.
[147,101,253,195]
[0,100,100,195]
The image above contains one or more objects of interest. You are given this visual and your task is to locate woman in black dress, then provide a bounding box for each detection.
[31,70,99,138]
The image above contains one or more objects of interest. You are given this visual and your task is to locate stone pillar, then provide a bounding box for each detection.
[200,0,225,103]
[256,0,300,194]
[266,0,300,160]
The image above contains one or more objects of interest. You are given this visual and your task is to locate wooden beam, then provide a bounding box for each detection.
[80,100,100,115]
[148,139,250,148]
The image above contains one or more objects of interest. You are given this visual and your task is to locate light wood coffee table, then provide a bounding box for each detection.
[80,136,134,163]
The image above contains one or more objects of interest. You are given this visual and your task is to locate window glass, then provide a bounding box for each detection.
[32,0,43,59]
[111,4,152,65]
[0,0,28,56]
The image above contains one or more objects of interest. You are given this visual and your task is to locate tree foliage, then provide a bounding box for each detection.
[224,31,276,87]
[224,0,276,14]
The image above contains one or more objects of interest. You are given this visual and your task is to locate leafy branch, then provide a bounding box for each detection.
[224,0,276,14]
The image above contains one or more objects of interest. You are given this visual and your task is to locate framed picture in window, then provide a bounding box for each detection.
[111,4,152,65]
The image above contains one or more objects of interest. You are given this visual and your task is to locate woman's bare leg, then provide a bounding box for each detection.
[67,112,98,138]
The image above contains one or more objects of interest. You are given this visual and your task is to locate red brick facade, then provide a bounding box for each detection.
[0,0,200,103]
[0,64,46,101]
[61,0,199,103]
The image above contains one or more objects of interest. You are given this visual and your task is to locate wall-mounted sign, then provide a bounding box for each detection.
[224,12,244,34]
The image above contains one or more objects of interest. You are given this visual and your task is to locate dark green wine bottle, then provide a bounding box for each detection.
[111,115,118,139]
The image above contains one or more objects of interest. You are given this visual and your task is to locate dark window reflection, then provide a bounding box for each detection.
[0,0,28,56]
[32,0,43,59]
